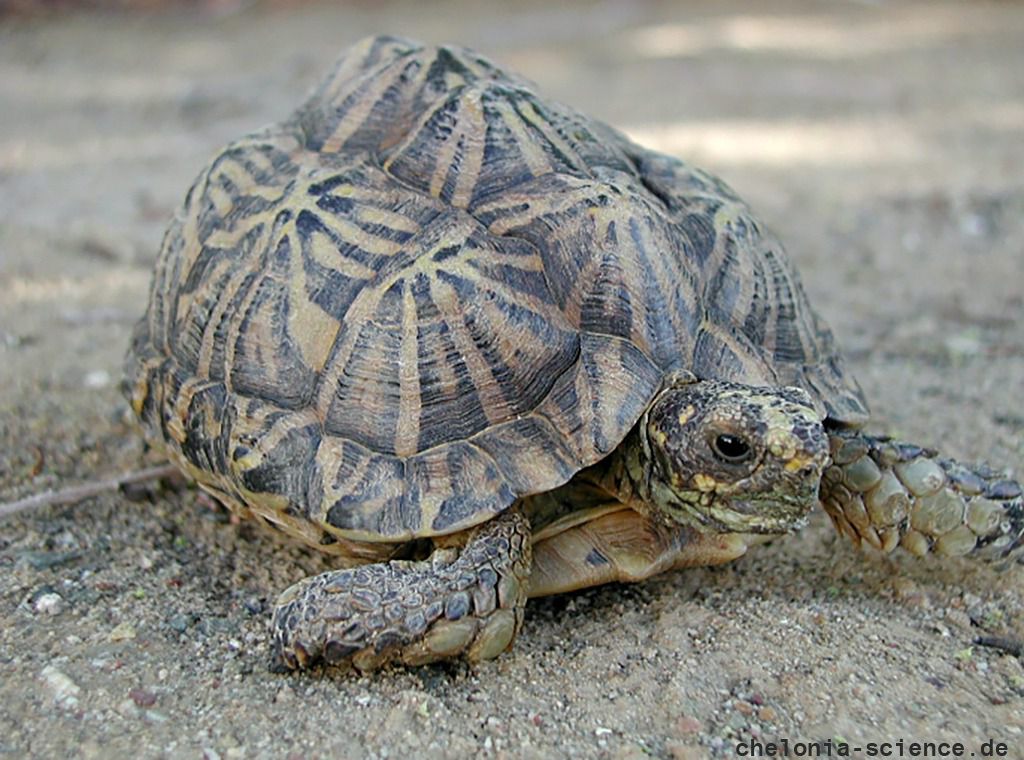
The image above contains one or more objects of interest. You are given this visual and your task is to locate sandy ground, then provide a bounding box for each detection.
[1,1,1023,758]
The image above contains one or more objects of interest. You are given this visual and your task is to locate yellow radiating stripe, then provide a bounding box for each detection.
[321,61,407,154]
[413,445,452,532]
[699,319,774,382]
[429,124,460,200]
[239,141,276,176]
[315,212,405,258]
[476,179,598,235]
[150,216,187,355]
[432,275,513,425]
[572,360,598,460]
[201,214,265,250]
[314,284,387,414]
[371,223,469,285]
[494,98,552,178]
[286,230,343,375]
[516,99,588,174]
[621,209,694,355]
[207,182,234,217]
[465,262,555,323]
[558,219,606,328]
[322,180,400,207]
[304,226,378,279]
[450,90,486,209]
[223,262,269,395]
[394,280,421,458]
[166,376,205,446]
[213,158,286,201]
[466,244,545,272]
[194,256,255,379]
[382,91,457,175]
[320,36,384,105]
[354,204,422,235]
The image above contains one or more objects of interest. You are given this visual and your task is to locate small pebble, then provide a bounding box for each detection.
[83,369,111,389]
[613,743,650,760]
[959,213,987,238]
[758,706,778,722]
[668,741,704,760]
[944,334,982,362]
[35,592,64,616]
[129,687,157,707]
[891,577,928,608]
[1,331,30,348]
[676,715,702,734]
[109,622,137,641]
[41,665,81,709]
[168,614,191,633]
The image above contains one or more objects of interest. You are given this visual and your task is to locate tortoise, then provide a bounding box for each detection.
[124,35,1023,671]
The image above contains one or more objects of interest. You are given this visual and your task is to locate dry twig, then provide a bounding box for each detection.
[0,463,179,520]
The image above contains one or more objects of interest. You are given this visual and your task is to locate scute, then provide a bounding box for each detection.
[124,35,868,548]
[622,145,868,424]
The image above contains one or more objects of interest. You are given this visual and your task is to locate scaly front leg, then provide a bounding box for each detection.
[271,507,531,671]
[821,429,1023,561]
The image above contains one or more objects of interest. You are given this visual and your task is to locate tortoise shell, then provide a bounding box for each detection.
[124,35,867,547]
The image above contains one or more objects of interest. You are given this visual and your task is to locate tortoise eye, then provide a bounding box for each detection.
[711,433,753,464]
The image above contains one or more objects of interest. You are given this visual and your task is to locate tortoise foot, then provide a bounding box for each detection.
[270,508,531,671]
[822,430,1023,562]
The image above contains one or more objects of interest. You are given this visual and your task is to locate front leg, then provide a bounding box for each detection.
[821,429,1023,561]
[271,507,531,671]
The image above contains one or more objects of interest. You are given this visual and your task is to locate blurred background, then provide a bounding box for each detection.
[3,0,1022,422]
[1,3,1022,758]
[2,1,1022,306]
[2,0,1024,264]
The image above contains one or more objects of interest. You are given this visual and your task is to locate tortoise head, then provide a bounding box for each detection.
[627,372,829,534]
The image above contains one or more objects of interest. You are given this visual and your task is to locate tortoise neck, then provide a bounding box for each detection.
[589,422,710,531]
[580,426,647,506]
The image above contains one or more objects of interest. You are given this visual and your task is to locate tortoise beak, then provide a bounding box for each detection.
[714,497,815,534]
